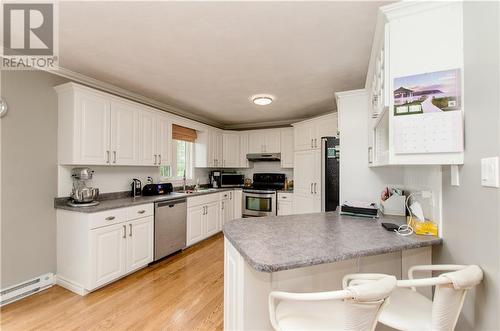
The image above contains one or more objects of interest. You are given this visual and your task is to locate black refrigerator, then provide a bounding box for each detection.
[321,136,340,212]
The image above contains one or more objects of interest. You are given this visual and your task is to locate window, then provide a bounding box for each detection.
[160,140,193,181]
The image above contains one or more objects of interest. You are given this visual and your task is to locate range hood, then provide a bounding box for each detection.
[246,153,281,162]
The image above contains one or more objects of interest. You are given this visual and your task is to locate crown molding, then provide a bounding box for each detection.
[380,1,454,22]
[48,66,224,129]
[223,117,306,130]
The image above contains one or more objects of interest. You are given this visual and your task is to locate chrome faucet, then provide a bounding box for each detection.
[182,170,187,191]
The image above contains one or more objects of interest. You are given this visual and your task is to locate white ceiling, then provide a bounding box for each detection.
[59,1,386,128]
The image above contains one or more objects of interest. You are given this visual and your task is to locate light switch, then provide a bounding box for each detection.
[481,157,499,187]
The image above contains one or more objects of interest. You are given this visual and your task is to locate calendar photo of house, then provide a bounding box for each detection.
[393,68,461,116]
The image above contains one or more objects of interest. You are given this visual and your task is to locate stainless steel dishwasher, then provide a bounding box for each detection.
[154,198,187,261]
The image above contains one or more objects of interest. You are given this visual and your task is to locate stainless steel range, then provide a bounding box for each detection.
[242,173,286,217]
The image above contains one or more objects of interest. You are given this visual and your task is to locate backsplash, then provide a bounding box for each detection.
[57,165,211,197]
[224,161,294,182]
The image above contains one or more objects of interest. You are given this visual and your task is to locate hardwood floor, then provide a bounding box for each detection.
[1,234,224,331]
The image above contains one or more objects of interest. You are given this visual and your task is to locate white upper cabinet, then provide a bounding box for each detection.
[248,129,281,153]
[139,110,157,166]
[280,128,294,168]
[293,114,338,151]
[239,132,249,168]
[110,100,140,165]
[58,87,111,165]
[156,115,172,167]
[248,130,265,153]
[362,1,464,166]
[223,132,240,168]
[56,83,172,167]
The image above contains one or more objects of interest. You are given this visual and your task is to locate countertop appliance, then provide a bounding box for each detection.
[220,173,244,188]
[68,167,100,207]
[142,183,173,196]
[242,173,285,217]
[154,198,187,261]
[246,153,281,162]
[131,178,142,197]
[210,171,221,188]
[321,136,340,212]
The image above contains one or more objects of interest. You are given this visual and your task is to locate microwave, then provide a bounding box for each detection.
[220,173,244,188]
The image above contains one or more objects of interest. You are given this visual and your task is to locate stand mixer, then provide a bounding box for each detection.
[68,167,100,207]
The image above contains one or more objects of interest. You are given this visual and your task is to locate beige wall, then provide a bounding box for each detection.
[1,70,68,288]
[435,2,500,330]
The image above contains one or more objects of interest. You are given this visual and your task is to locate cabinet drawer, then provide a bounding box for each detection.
[89,208,128,229]
[127,204,154,220]
[278,193,293,201]
[188,192,220,207]
[220,191,231,200]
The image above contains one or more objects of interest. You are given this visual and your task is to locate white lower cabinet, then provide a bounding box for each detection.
[205,201,221,237]
[277,193,294,216]
[57,204,154,296]
[187,205,205,246]
[90,223,126,288]
[187,193,222,246]
[186,190,240,247]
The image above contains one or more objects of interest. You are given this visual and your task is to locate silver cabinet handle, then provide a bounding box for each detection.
[314,139,317,148]
[314,183,317,194]
[155,154,158,165]
[282,196,287,199]
[222,201,224,210]
[113,151,117,163]
[230,192,232,200]
[137,210,146,214]
[368,147,373,164]
[129,224,132,237]
[122,225,126,239]
[106,150,110,164]
[159,154,161,165]
[311,139,314,149]
[205,206,208,215]
[105,216,115,221]
[310,183,313,194]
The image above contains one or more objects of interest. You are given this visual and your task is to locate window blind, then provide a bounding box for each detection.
[172,124,197,143]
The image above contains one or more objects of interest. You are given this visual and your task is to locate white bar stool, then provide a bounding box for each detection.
[268,274,396,331]
[378,265,483,331]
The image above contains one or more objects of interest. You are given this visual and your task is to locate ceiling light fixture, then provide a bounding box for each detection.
[252,95,273,106]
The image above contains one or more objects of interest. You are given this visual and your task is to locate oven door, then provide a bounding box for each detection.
[242,190,276,217]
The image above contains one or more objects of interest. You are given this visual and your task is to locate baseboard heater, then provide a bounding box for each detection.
[0,273,54,306]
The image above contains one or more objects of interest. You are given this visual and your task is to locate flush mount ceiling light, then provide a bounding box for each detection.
[251,95,274,106]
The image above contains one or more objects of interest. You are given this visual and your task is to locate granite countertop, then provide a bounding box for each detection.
[55,188,239,213]
[223,212,442,273]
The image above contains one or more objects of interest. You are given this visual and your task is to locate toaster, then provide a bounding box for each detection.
[142,183,173,196]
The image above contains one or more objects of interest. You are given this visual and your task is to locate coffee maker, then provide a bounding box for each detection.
[68,167,100,207]
[209,171,221,188]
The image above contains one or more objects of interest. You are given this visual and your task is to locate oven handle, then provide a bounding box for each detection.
[243,192,276,199]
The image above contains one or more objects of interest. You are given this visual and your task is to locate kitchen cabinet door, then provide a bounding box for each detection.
[157,115,172,166]
[223,133,240,168]
[280,128,294,168]
[293,122,315,151]
[239,133,249,168]
[264,130,281,153]
[248,131,265,153]
[75,91,111,165]
[110,101,140,165]
[205,201,220,237]
[233,190,243,219]
[187,205,205,246]
[293,150,316,197]
[220,198,232,228]
[278,201,293,216]
[292,194,316,215]
[139,111,157,165]
[126,216,154,272]
[314,115,338,149]
[90,223,126,289]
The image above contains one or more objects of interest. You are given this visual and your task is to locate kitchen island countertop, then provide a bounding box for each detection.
[223,212,442,273]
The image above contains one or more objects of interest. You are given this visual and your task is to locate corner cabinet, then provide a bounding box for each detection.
[362,1,465,166]
[57,204,154,295]
[293,113,338,152]
[55,82,171,167]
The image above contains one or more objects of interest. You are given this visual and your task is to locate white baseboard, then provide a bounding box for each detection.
[55,275,89,296]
